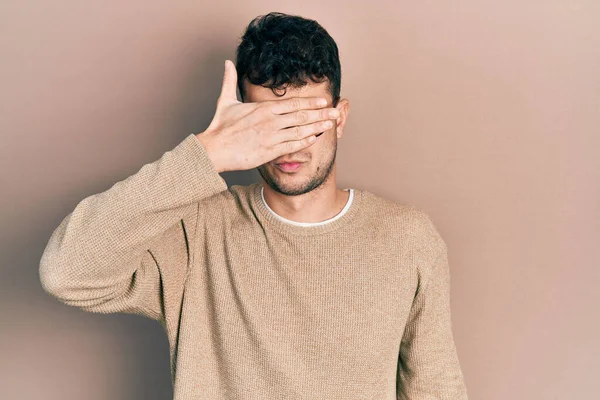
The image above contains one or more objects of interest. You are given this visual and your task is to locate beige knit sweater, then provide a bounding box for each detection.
[39,133,468,399]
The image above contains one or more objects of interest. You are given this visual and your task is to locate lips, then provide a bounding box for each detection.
[275,162,303,172]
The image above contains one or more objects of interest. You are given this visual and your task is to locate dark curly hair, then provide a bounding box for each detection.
[235,12,341,107]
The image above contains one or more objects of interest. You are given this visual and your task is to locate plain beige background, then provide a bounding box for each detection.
[1,1,599,399]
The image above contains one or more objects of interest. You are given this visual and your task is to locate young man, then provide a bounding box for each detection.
[40,12,468,400]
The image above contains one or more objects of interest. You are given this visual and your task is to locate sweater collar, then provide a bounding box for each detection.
[250,183,363,236]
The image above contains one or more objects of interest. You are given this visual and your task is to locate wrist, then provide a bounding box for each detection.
[195,132,225,173]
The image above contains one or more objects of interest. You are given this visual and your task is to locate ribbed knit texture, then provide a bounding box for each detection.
[39,133,468,399]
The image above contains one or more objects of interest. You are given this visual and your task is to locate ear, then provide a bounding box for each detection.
[334,98,350,139]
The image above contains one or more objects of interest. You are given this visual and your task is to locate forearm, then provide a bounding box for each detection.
[39,133,227,307]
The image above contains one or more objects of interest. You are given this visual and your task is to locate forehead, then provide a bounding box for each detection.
[243,79,330,103]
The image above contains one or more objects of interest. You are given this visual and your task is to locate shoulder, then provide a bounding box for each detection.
[195,183,254,227]
[196,182,252,206]
[360,189,446,252]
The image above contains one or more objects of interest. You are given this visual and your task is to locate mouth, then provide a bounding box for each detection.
[275,162,304,172]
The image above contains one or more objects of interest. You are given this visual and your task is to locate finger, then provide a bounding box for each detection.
[268,96,329,115]
[273,134,318,157]
[219,60,238,102]
[275,107,339,130]
[272,120,333,145]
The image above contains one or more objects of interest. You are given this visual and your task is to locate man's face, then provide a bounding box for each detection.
[243,79,346,197]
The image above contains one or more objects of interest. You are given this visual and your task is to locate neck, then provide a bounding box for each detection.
[261,181,350,224]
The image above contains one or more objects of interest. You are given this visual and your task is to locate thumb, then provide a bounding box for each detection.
[219,59,238,102]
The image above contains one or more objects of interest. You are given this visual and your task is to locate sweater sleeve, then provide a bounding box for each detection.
[39,133,228,322]
[397,244,469,400]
